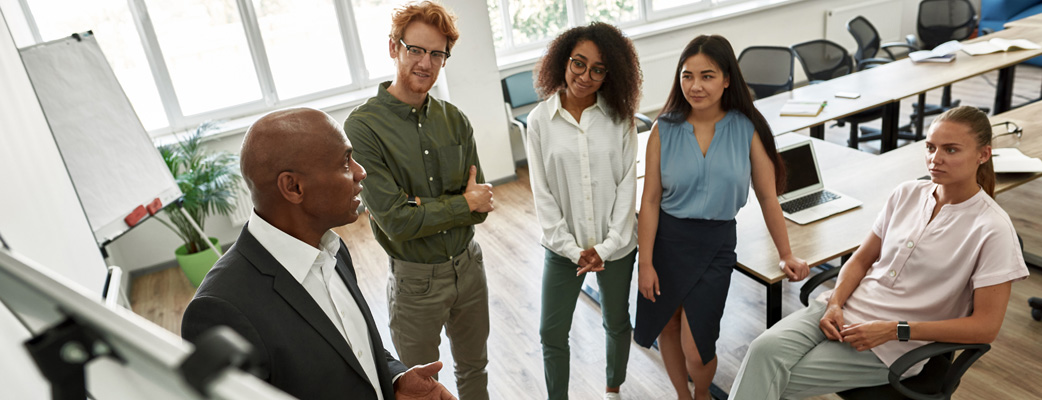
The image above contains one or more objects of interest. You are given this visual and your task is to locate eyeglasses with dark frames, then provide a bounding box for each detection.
[398,39,450,65]
[568,57,607,81]
[992,121,1023,148]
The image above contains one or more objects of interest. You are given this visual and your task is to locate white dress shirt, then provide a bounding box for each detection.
[526,92,638,264]
[247,211,384,399]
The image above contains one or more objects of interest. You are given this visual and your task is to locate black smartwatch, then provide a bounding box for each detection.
[897,321,910,342]
[407,195,419,206]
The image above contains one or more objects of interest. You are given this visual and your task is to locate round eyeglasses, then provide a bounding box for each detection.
[568,57,607,81]
[399,39,450,65]
[992,121,1022,148]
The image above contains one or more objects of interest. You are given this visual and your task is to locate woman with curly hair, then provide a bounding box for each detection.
[634,35,808,400]
[526,22,642,400]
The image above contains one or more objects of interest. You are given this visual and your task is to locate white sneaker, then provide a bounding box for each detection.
[604,392,621,400]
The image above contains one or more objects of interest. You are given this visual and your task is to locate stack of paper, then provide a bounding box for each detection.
[909,40,962,63]
[780,99,827,117]
[992,148,1042,173]
[962,38,1041,56]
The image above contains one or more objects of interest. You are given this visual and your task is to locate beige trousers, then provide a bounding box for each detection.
[387,240,489,400]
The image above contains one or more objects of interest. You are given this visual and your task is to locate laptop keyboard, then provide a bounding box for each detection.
[781,190,840,214]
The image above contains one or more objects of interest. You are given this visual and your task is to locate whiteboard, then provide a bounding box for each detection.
[18,33,182,246]
[0,10,107,295]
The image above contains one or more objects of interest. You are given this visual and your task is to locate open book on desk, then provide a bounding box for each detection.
[962,38,1041,55]
[779,99,827,117]
[909,40,961,63]
[992,147,1042,173]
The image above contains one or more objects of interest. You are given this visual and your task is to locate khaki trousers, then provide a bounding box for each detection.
[388,240,489,400]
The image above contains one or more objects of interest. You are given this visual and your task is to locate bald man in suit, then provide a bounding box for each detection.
[182,108,454,400]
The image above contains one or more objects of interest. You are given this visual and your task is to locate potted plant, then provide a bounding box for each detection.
[155,121,241,287]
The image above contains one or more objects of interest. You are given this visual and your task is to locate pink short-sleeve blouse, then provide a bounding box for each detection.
[821,180,1028,369]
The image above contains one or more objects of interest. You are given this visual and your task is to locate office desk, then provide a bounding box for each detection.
[1005,12,1042,29]
[758,25,1042,152]
[754,81,893,139]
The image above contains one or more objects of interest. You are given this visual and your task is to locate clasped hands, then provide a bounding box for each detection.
[395,361,456,400]
[575,248,604,276]
[820,304,898,352]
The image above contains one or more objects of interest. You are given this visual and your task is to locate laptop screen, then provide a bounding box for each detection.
[779,142,821,196]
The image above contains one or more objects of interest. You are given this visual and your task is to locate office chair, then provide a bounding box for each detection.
[501,70,540,145]
[909,0,981,125]
[738,46,795,99]
[791,39,883,150]
[800,267,991,400]
[846,16,923,145]
[847,16,918,71]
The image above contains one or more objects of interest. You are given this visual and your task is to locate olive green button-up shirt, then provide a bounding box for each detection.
[345,81,487,264]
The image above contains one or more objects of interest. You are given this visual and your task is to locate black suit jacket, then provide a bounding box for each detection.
[182,226,407,399]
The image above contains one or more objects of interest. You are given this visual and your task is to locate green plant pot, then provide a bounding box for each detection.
[176,237,220,288]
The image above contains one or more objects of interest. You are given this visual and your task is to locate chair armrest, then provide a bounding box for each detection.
[799,267,840,306]
[980,27,995,36]
[887,342,991,400]
[634,113,653,132]
[880,42,918,59]
[857,58,895,71]
[905,34,918,48]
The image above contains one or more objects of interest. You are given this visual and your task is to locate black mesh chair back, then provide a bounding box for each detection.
[738,46,794,99]
[848,16,881,63]
[791,39,853,82]
[918,0,977,49]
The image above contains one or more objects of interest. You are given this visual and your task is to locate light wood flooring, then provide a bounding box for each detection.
[132,66,1042,399]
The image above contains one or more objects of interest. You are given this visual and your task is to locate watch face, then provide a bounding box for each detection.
[898,322,910,341]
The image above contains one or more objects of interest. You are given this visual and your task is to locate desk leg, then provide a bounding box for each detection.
[915,93,926,140]
[995,66,1016,113]
[810,125,825,140]
[881,101,900,153]
[767,281,782,328]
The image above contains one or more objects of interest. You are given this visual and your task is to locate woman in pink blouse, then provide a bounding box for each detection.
[729,106,1029,399]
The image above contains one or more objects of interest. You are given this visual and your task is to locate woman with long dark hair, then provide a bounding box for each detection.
[634,35,809,400]
[527,22,642,400]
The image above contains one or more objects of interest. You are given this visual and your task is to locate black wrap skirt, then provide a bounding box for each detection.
[634,209,737,365]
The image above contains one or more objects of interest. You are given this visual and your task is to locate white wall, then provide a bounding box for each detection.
[107,0,925,272]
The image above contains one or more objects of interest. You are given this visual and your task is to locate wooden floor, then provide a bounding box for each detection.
[132,66,1042,399]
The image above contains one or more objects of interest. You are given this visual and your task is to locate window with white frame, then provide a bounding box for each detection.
[6,0,395,135]
[487,0,753,53]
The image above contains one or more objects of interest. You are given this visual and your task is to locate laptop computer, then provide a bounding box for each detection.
[777,140,862,225]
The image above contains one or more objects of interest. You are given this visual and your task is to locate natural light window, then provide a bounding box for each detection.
[254,0,353,100]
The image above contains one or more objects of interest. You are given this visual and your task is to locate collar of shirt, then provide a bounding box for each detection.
[923,182,987,214]
[247,211,342,284]
[547,91,606,123]
[376,81,431,120]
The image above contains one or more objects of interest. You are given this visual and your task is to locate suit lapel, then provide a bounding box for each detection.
[236,226,373,391]
[334,243,396,399]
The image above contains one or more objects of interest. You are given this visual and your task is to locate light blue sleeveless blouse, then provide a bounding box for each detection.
[659,110,754,220]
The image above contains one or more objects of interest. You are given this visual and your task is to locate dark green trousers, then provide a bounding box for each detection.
[540,248,636,400]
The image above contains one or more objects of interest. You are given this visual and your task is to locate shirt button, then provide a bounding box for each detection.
[429,177,433,181]
[906,241,914,248]
[889,270,897,277]
[418,123,422,128]
[357,350,363,358]
[424,150,429,155]
[411,108,416,113]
